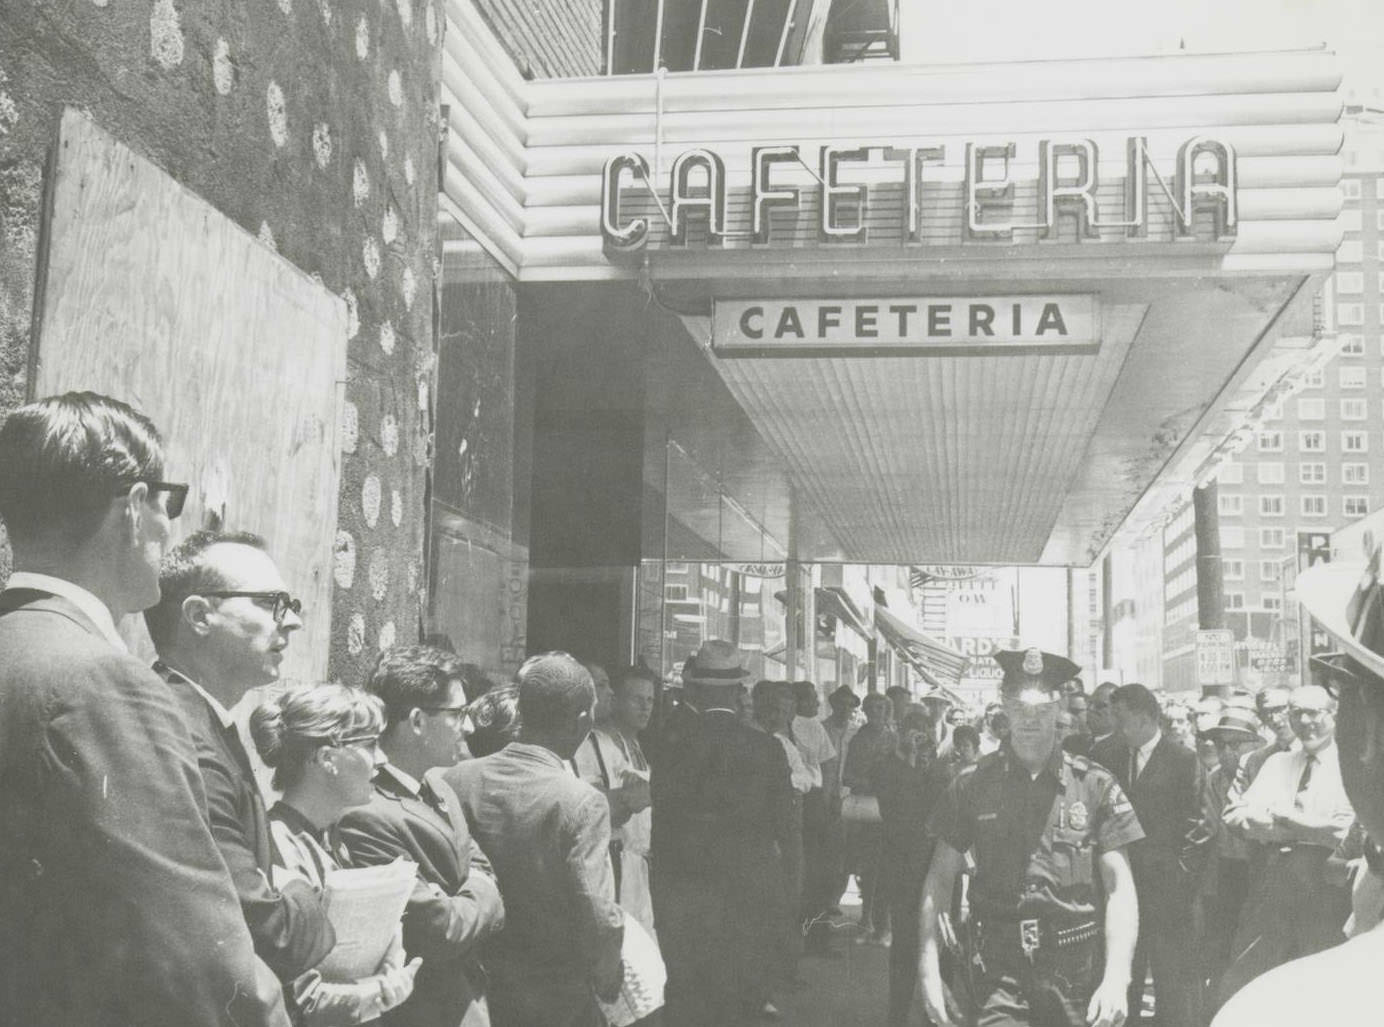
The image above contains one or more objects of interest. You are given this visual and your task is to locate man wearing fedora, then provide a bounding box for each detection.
[1212,534,1384,1025]
[651,640,794,1025]
[1193,696,1263,1016]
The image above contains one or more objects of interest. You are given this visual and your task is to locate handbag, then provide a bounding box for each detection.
[840,791,882,824]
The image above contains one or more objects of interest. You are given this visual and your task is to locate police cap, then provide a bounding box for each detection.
[993,647,1080,698]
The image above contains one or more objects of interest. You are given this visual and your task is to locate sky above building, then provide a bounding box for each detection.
[900,0,1383,102]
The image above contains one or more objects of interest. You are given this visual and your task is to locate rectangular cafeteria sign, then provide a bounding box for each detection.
[713,296,1099,356]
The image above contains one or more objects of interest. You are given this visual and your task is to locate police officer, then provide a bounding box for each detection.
[920,648,1144,1027]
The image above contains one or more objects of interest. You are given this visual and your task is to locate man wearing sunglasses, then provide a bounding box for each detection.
[144,530,332,1003]
[920,648,1143,1027]
[0,393,290,1026]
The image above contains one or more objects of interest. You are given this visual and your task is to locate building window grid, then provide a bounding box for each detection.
[1343,431,1369,453]
[1339,335,1366,356]
[1299,430,1326,452]
[1340,366,1367,389]
[1337,271,1365,293]
[1300,462,1327,484]
[1219,494,1243,516]
[1261,527,1286,549]
[1342,398,1369,421]
[1217,463,1244,485]
[1301,494,1327,517]
[1344,463,1370,486]
[1345,496,1371,518]
[1260,560,1282,582]
[1298,398,1325,421]
[1338,304,1365,326]
[1260,495,1285,517]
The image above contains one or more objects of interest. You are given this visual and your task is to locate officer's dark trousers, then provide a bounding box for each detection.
[966,943,1098,1027]
[1215,845,1349,1011]
[1128,871,1198,1027]
[884,864,928,1026]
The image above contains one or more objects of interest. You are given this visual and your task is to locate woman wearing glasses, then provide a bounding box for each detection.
[250,684,422,1025]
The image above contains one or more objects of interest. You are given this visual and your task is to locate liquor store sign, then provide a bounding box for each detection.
[712,296,1099,356]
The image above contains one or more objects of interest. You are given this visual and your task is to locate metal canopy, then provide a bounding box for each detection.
[443,0,1343,567]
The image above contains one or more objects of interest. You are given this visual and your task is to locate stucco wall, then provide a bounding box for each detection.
[0,0,443,682]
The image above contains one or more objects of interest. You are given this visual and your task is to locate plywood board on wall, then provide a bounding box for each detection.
[32,108,347,685]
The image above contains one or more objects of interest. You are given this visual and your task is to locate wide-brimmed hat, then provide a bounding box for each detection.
[1295,532,1384,682]
[1202,706,1262,743]
[681,640,752,688]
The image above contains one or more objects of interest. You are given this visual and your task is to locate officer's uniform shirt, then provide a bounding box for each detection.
[929,744,1144,923]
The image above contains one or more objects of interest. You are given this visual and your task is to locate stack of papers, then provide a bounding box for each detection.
[316,859,417,981]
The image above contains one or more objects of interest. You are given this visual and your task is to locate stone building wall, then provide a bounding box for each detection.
[0,0,443,681]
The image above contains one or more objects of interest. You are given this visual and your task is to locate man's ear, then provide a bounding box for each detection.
[182,594,214,637]
[408,707,427,735]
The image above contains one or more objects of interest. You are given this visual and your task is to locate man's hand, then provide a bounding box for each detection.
[1086,976,1128,1027]
[377,957,422,1012]
[620,779,652,814]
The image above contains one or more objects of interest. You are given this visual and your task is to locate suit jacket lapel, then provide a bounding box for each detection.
[376,767,464,869]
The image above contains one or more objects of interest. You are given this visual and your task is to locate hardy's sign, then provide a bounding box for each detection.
[712,296,1099,356]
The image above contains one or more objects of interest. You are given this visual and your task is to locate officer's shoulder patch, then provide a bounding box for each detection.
[1067,753,1093,775]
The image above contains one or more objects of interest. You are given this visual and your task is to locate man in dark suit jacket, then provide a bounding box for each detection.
[1092,683,1209,1027]
[0,393,288,1026]
[145,530,334,984]
[651,640,795,1026]
[341,644,505,1027]
[445,651,624,1027]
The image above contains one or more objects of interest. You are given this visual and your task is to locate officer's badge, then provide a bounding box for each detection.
[1022,648,1044,676]
[1067,801,1089,831]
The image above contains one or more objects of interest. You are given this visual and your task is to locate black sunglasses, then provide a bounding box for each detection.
[200,590,303,623]
[121,480,188,519]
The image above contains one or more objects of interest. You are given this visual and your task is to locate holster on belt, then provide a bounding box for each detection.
[974,916,1102,971]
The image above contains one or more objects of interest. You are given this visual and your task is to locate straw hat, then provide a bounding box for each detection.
[681,640,753,688]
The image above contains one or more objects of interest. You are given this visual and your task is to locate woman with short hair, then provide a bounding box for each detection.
[251,684,421,1025]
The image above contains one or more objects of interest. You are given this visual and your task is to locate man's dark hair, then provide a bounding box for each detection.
[612,663,659,696]
[516,651,594,734]
[369,644,465,732]
[0,392,164,545]
[952,724,981,750]
[455,662,495,703]
[752,678,791,713]
[886,685,909,700]
[1112,682,1161,722]
[144,530,268,652]
[465,684,521,758]
[792,680,818,702]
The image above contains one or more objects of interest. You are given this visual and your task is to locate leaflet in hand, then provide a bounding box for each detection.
[316,858,417,981]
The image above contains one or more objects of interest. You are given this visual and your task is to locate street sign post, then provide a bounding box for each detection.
[1196,628,1236,689]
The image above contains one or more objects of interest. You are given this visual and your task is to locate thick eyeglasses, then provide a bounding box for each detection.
[200,590,303,623]
[333,733,381,749]
[420,704,468,716]
[120,480,189,518]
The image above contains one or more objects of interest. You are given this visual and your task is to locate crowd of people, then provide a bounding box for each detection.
[1,390,1382,1027]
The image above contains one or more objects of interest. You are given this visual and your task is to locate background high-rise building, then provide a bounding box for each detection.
[1154,112,1384,690]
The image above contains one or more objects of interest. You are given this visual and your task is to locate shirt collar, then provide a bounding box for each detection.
[1138,730,1162,764]
[6,572,127,653]
[380,761,424,798]
[156,662,237,729]
[506,740,569,770]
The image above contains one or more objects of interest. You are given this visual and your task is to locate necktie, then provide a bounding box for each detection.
[1128,748,1139,786]
[1294,754,1316,808]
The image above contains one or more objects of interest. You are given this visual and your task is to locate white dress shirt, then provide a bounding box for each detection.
[1132,729,1162,781]
[792,715,836,791]
[1227,741,1353,846]
[6,571,127,652]
[775,731,817,794]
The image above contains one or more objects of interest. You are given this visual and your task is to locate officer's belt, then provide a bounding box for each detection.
[975,916,1101,963]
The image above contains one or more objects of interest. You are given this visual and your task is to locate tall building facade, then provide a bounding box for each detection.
[1161,114,1384,690]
